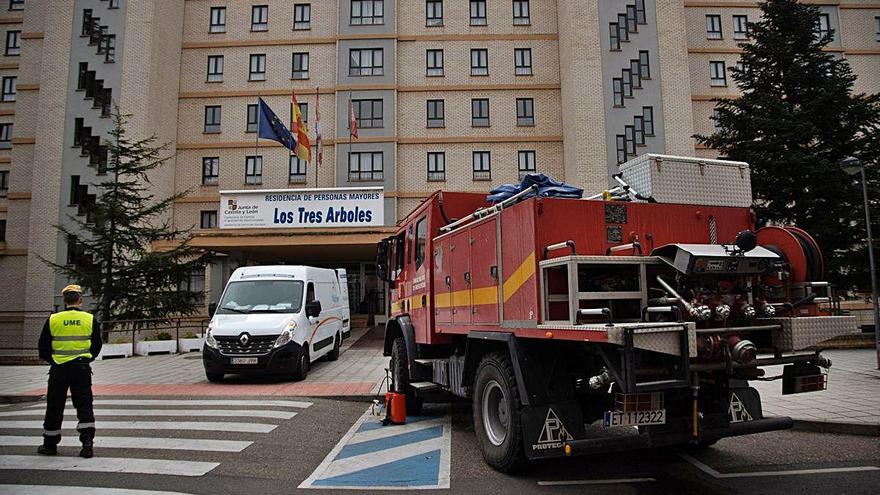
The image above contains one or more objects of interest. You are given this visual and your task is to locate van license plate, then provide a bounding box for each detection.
[231,357,258,365]
[603,410,666,427]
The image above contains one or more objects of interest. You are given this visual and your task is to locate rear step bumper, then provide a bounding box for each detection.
[563,417,794,456]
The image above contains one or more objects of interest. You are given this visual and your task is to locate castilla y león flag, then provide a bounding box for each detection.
[291,92,311,162]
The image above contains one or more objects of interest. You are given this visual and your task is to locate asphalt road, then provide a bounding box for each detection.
[0,397,877,494]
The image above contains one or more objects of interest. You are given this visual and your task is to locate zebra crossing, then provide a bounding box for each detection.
[0,398,312,493]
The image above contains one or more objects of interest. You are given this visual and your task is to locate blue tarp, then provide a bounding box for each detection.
[486,173,583,203]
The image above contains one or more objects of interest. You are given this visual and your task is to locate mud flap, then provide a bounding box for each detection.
[728,386,763,424]
[521,403,586,460]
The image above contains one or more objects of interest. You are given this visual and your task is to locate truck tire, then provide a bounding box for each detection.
[206,372,224,383]
[326,332,341,361]
[473,351,526,473]
[292,348,310,381]
[390,336,423,415]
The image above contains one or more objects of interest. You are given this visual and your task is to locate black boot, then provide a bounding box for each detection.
[79,439,93,459]
[37,444,57,456]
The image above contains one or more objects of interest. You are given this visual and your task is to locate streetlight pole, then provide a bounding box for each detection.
[841,156,879,369]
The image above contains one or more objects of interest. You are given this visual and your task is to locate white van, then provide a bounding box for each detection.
[202,265,351,382]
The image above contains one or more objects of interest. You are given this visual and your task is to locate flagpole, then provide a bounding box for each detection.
[314,86,319,187]
[290,94,294,184]
[348,91,353,180]
[255,96,261,159]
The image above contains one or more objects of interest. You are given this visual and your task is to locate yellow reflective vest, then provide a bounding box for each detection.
[48,310,94,365]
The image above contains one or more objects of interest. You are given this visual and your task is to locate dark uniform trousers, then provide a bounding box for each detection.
[42,358,95,446]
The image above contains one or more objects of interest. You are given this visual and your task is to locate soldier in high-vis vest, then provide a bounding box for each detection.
[37,284,102,458]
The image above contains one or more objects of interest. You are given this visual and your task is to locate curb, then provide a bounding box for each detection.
[792,419,880,437]
[0,395,43,404]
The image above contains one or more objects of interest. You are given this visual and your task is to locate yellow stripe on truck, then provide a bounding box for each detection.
[502,252,536,303]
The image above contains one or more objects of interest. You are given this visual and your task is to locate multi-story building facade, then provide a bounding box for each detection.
[1,0,878,356]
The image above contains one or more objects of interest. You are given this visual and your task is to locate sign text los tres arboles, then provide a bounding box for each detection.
[219,187,384,229]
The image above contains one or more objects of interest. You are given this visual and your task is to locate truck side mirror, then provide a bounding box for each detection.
[306,300,322,318]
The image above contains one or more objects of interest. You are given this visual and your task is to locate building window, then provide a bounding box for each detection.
[207,55,224,82]
[609,23,620,50]
[427,99,444,127]
[5,30,19,56]
[514,48,532,75]
[0,218,5,243]
[630,59,642,88]
[349,151,384,181]
[625,125,636,156]
[1,76,15,101]
[427,152,445,181]
[612,78,624,107]
[472,151,491,180]
[472,98,490,127]
[516,98,534,126]
[103,34,116,63]
[706,14,722,39]
[289,155,307,183]
[513,0,530,25]
[633,115,645,145]
[351,0,384,25]
[426,49,444,76]
[0,170,7,198]
[616,135,626,164]
[249,54,267,81]
[349,48,384,76]
[8,0,23,11]
[626,5,638,33]
[518,150,536,178]
[470,0,487,25]
[643,106,654,136]
[617,14,630,41]
[621,69,633,98]
[109,0,119,8]
[246,104,258,132]
[200,210,218,229]
[204,105,221,133]
[426,0,443,26]
[294,4,311,30]
[298,102,308,123]
[471,48,488,76]
[202,157,219,185]
[245,156,263,184]
[210,7,226,33]
[733,15,749,40]
[709,61,727,86]
[251,5,268,31]
[353,99,383,128]
[876,16,880,41]
[816,13,831,40]
[713,108,723,131]
[635,0,646,24]
[0,122,11,148]
[639,50,651,79]
[292,52,309,79]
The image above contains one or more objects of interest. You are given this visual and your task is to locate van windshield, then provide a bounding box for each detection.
[217,280,304,314]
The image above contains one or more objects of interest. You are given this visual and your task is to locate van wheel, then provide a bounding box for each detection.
[292,348,310,381]
[326,332,341,361]
[473,351,526,473]
[206,372,224,383]
[390,337,423,416]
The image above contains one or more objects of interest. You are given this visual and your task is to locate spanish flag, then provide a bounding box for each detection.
[291,92,311,162]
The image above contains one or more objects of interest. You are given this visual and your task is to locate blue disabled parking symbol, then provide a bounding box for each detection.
[299,407,451,490]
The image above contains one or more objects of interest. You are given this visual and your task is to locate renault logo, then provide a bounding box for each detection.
[239,333,250,346]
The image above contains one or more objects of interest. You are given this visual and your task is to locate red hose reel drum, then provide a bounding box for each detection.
[756,226,825,283]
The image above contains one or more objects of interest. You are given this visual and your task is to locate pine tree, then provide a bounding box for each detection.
[46,109,212,324]
[695,0,880,288]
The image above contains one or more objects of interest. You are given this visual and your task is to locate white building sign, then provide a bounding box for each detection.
[219,187,384,229]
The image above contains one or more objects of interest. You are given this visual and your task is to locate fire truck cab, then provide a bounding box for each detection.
[377,155,856,472]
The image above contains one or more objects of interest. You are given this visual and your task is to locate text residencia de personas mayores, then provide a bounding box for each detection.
[263,192,381,202]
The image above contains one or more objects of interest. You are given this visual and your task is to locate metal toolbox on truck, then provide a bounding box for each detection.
[619,154,752,207]
[763,316,859,351]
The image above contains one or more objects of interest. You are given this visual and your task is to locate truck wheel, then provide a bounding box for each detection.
[473,351,526,473]
[292,348,310,381]
[206,372,224,383]
[326,332,341,361]
[391,336,423,415]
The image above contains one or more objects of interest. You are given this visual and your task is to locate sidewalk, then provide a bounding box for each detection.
[0,325,389,400]
[752,349,880,436]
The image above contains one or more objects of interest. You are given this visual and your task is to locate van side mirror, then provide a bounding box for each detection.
[208,302,217,317]
[306,300,322,318]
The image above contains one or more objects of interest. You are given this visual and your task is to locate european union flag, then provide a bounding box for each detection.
[257,97,297,152]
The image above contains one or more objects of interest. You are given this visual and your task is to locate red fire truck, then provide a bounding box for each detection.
[376,155,856,472]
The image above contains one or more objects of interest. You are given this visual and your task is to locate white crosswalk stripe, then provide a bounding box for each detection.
[0,398,313,491]
[0,409,297,419]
